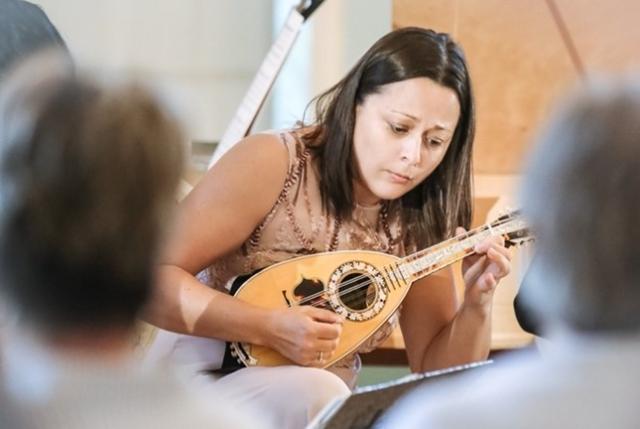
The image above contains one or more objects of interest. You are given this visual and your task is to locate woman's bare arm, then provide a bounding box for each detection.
[401,236,511,372]
[143,133,342,365]
[143,133,289,340]
[400,267,486,372]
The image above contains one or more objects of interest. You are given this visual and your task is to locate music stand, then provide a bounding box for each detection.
[306,360,492,429]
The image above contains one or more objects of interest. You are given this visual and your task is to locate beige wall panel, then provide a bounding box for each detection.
[392,1,456,30]
[393,0,580,174]
[555,1,640,73]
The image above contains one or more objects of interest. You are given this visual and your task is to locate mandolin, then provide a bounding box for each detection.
[222,210,532,371]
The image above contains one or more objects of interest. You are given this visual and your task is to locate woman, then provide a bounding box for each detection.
[145,27,511,428]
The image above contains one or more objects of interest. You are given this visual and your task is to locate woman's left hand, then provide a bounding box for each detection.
[457,226,512,309]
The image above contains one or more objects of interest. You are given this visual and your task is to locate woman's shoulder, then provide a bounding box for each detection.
[229,129,305,168]
[233,131,287,158]
[191,132,292,202]
[195,130,308,208]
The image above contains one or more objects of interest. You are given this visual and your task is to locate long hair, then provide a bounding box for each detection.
[301,27,474,248]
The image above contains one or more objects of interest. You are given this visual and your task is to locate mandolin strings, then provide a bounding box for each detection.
[296,213,524,309]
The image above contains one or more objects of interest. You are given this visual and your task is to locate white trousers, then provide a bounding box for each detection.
[145,332,352,428]
[195,366,350,429]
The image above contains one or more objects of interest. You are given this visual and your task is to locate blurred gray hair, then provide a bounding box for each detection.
[521,78,640,333]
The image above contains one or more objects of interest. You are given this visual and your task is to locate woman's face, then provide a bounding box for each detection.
[352,77,460,205]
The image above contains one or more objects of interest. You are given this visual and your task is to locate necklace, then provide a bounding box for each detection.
[282,145,343,253]
[352,201,400,253]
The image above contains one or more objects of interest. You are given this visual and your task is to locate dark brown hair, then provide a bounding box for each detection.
[302,27,474,248]
[0,54,185,335]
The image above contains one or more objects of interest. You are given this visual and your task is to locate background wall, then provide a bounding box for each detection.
[34,0,392,153]
[33,0,274,144]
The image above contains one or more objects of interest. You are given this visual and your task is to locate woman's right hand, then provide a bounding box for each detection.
[265,306,343,367]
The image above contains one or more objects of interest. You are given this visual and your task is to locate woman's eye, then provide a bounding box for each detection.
[425,138,444,147]
[389,123,408,134]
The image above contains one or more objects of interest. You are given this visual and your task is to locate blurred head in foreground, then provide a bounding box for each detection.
[0,51,185,344]
[521,78,640,335]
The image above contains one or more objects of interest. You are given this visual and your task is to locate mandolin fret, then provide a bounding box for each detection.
[398,220,521,282]
[382,266,396,291]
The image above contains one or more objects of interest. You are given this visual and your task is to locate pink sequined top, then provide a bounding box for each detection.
[199,130,410,387]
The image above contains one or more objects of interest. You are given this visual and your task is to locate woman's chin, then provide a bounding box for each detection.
[370,186,410,202]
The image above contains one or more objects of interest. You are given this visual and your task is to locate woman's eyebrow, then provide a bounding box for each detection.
[390,109,453,132]
[390,109,419,121]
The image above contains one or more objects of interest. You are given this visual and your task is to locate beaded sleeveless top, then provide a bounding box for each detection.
[199,131,409,383]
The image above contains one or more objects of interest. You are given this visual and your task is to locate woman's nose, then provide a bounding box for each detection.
[400,137,422,165]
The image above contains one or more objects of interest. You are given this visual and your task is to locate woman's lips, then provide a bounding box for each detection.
[387,170,412,184]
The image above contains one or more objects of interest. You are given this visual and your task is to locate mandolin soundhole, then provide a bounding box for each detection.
[327,260,388,321]
[337,272,377,311]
